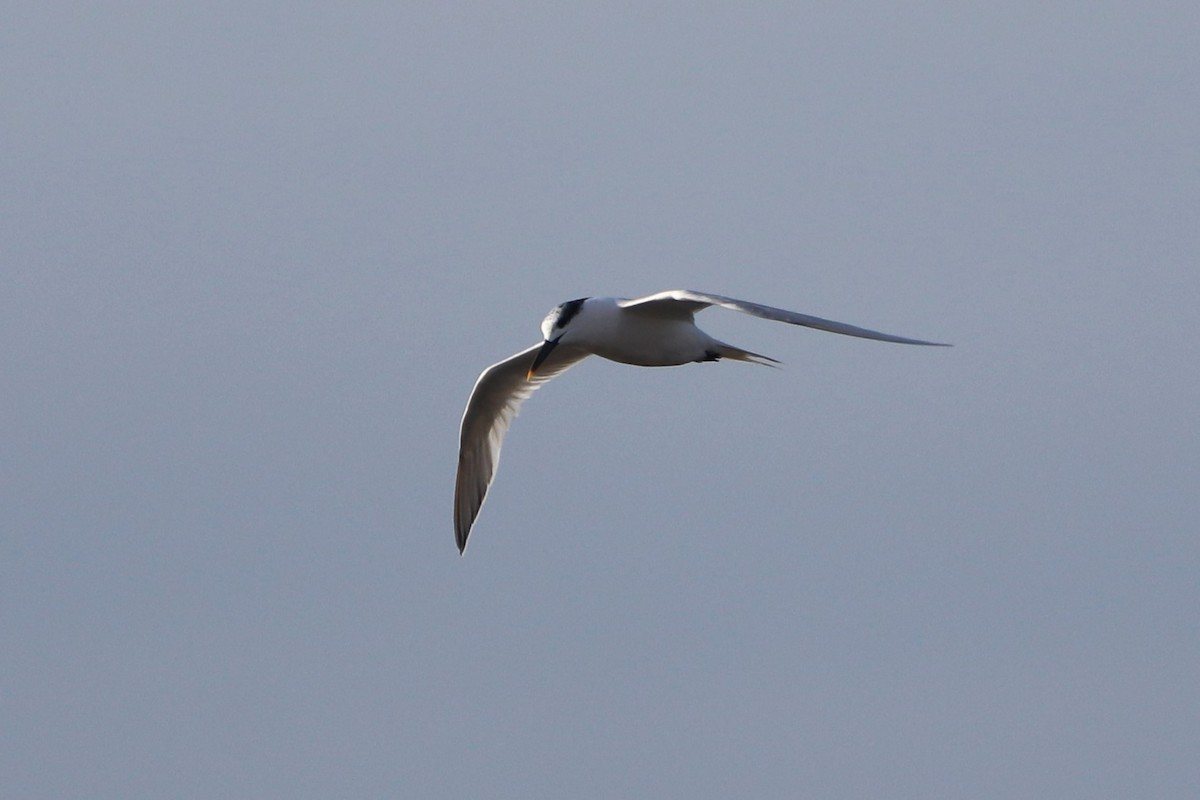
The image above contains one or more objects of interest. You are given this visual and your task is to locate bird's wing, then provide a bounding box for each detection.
[619,289,950,346]
[454,342,589,553]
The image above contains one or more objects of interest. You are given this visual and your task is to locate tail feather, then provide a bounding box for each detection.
[710,342,781,367]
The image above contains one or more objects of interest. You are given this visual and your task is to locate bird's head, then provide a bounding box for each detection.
[529,297,587,379]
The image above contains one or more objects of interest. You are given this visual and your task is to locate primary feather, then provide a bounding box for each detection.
[454,341,588,552]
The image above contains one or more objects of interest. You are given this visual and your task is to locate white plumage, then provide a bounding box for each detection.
[454,289,948,553]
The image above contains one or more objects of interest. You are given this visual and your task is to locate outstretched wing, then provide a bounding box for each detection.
[454,343,589,553]
[619,289,950,346]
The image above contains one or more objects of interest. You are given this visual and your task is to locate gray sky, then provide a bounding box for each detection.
[3,4,1197,797]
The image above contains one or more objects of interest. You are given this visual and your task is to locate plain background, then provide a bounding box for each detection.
[3,4,1197,797]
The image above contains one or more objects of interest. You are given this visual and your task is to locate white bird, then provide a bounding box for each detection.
[454,289,948,553]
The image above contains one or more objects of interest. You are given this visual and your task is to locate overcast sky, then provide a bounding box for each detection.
[3,4,1198,798]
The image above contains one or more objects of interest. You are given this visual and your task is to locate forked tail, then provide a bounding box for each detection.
[708,341,781,367]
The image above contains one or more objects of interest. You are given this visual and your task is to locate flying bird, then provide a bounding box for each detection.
[454,289,948,553]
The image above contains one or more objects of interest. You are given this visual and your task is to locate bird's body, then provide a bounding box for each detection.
[541,296,764,367]
[454,289,948,553]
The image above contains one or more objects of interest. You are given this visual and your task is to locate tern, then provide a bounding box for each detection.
[454,289,948,553]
